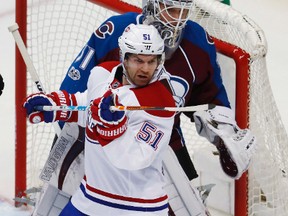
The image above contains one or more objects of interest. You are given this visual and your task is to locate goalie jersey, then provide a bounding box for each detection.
[60,13,230,177]
[71,61,176,215]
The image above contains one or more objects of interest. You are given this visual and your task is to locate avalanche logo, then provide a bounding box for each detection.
[167,74,189,108]
[95,21,114,39]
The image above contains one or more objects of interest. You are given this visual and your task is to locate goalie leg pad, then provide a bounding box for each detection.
[33,123,85,215]
[163,146,211,216]
[32,184,71,216]
[39,123,85,194]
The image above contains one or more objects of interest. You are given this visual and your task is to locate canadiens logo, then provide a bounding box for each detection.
[95,21,114,39]
[68,66,81,80]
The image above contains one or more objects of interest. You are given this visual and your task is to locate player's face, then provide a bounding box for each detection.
[158,2,189,27]
[124,54,159,87]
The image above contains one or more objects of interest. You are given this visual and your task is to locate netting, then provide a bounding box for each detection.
[20,0,288,215]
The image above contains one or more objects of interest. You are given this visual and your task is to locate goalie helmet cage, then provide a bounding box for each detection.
[14,0,288,215]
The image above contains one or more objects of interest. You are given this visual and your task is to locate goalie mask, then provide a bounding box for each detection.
[143,0,194,48]
[118,23,165,86]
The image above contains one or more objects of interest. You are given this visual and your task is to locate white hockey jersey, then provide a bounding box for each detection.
[71,61,176,216]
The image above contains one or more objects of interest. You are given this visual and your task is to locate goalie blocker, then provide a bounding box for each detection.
[193,105,257,179]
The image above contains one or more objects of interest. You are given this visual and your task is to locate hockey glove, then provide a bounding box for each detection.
[193,106,257,179]
[0,74,4,96]
[23,91,77,124]
[89,90,127,143]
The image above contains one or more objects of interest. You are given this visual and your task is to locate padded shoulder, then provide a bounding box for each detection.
[88,61,120,91]
[97,61,120,72]
[131,80,175,118]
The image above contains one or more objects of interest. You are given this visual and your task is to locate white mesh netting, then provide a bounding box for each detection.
[21,0,288,215]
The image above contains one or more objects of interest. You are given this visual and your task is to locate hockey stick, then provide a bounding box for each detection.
[8,23,61,135]
[35,104,215,112]
[8,23,45,92]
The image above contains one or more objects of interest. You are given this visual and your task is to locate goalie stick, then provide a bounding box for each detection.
[8,23,62,135]
[8,23,45,93]
[34,104,215,112]
[163,146,211,216]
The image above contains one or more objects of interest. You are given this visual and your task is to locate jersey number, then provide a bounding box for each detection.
[75,45,95,70]
[137,121,164,150]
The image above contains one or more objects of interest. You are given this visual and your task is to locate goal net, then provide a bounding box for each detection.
[14,0,288,215]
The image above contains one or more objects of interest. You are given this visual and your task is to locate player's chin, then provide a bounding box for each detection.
[134,78,150,87]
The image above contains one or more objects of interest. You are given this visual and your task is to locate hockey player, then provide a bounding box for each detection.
[60,0,228,183]
[0,74,4,96]
[24,24,176,215]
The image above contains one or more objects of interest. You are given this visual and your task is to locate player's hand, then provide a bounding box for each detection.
[89,90,127,142]
[0,74,4,96]
[23,91,75,123]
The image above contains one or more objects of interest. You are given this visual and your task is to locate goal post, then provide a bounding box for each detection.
[15,0,27,202]
[214,38,250,216]
[14,0,288,215]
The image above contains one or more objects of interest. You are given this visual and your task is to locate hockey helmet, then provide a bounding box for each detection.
[118,24,166,86]
[143,0,194,48]
[118,23,165,61]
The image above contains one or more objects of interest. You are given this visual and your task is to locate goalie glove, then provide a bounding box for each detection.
[23,91,77,124]
[193,106,257,179]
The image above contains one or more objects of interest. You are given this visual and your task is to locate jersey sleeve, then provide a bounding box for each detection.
[59,12,140,94]
[101,82,175,170]
[73,90,88,127]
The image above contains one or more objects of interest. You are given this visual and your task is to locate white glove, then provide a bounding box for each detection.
[193,106,257,179]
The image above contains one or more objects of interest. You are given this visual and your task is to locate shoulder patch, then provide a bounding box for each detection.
[95,21,114,39]
[131,81,175,117]
[68,66,81,80]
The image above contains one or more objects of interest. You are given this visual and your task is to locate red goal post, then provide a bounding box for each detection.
[14,0,288,216]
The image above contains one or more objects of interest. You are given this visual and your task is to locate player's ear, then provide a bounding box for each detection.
[123,58,128,67]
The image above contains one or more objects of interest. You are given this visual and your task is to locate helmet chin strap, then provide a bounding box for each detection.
[122,64,137,87]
